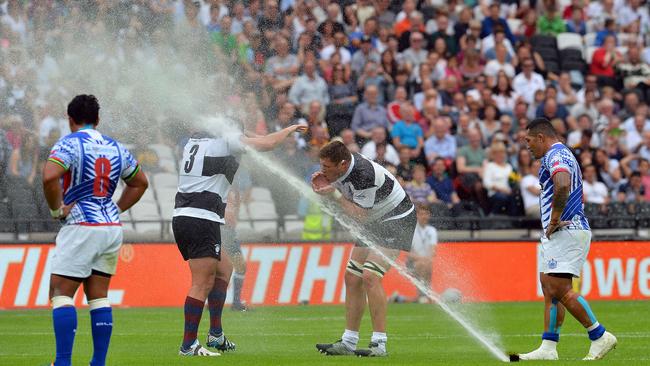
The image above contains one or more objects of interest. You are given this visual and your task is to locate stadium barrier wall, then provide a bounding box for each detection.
[1,241,650,309]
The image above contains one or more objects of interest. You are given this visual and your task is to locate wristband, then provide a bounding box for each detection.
[50,207,63,219]
[332,190,342,200]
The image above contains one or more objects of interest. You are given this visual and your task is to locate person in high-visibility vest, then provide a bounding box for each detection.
[301,200,332,240]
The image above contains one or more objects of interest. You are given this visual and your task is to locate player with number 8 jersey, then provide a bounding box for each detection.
[43,95,149,366]
[48,128,139,225]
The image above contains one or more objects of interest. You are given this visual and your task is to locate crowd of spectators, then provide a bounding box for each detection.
[1,0,650,227]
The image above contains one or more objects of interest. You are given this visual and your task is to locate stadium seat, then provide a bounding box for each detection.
[248,201,278,220]
[429,202,454,230]
[607,202,635,229]
[250,186,273,202]
[584,203,608,229]
[560,48,583,62]
[583,32,597,47]
[561,59,586,73]
[585,46,597,63]
[156,188,176,219]
[557,33,583,52]
[149,144,176,161]
[0,202,13,232]
[537,47,559,62]
[531,35,557,50]
[152,172,178,189]
[545,60,560,75]
[635,202,650,228]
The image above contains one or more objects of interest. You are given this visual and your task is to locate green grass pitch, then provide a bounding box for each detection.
[1,301,647,365]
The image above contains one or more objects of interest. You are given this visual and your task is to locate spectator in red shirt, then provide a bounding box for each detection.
[590,35,624,87]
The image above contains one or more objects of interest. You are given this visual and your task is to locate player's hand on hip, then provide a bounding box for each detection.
[50,202,76,220]
[545,220,570,238]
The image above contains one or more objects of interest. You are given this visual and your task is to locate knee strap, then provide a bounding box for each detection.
[363,261,387,278]
[346,260,364,277]
[88,298,111,310]
[51,296,74,309]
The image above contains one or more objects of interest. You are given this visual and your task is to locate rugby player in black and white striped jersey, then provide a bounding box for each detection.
[312,140,417,358]
[173,122,306,356]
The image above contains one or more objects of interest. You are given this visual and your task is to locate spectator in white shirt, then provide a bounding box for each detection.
[583,164,610,211]
[520,159,541,218]
[513,58,546,105]
[288,59,330,113]
[361,127,400,166]
[484,44,515,86]
[408,205,438,303]
[483,142,516,215]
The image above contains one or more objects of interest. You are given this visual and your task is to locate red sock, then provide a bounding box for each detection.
[208,279,228,335]
[182,296,204,349]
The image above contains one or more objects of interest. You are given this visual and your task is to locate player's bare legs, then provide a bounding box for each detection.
[229,251,248,310]
[316,247,368,355]
[49,272,114,366]
[179,258,219,356]
[544,274,593,327]
[188,258,218,301]
[206,252,237,352]
[363,247,398,333]
[351,247,399,357]
[49,275,82,366]
[520,273,565,360]
[83,274,113,366]
[541,274,566,334]
[345,247,369,333]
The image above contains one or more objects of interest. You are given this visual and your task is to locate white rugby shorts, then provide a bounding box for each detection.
[540,229,591,277]
[51,225,123,279]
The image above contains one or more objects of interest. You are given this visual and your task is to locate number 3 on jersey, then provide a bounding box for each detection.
[182,143,205,176]
[93,157,112,197]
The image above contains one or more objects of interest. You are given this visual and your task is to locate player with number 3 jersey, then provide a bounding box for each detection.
[173,120,306,357]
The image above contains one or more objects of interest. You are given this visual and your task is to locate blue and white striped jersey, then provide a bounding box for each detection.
[48,128,140,226]
[539,142,590,236]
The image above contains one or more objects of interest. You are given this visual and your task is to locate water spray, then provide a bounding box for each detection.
[200,116,511,362]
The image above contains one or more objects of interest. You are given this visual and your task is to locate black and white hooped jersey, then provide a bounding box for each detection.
[332,153,410,221]
[173,132,245,223]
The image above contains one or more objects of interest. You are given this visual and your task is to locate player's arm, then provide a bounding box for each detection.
[116,168,148,213]
[546,170,571,237]
[334,194,370,221]
[42,160,73,219]
[241,124,307,151]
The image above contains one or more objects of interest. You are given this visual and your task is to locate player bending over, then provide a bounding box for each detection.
[43,95,148,366]
[173,121,306,356]
[517,117,616,361]
[313,141,417,357]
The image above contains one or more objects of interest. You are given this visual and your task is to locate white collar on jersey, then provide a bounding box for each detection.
[543,142,564,159]
[335,153,356,184]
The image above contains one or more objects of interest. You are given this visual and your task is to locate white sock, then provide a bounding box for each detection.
[371,332,387,351]
[541,340,558,351]
[342,329,359,350]
[586,322,600,332]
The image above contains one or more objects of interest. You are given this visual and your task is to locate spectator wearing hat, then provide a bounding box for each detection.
[351,35,381,78]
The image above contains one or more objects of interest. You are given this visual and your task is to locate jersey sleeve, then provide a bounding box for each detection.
[118,143,140,181]
[47,137,77,171]
[546,149,573,178]
[224,132,246,155]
